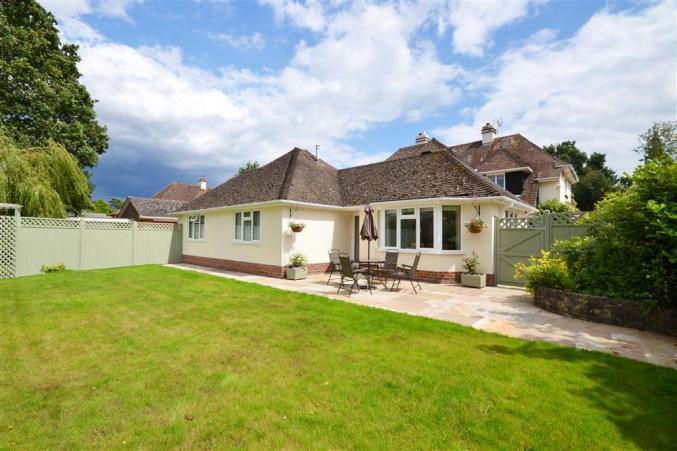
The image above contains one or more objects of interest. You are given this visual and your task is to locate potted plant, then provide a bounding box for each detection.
[289,222,305,233]
[461,251,486,288]
[286,252,308,280]
[465,217,485,234]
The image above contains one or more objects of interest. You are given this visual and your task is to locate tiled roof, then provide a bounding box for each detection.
[384,138,448,161]
[177,148,341,211]
[387,134,575,206]
[177,147,527,212]
[127,197,185,218]
[153,182,207,202]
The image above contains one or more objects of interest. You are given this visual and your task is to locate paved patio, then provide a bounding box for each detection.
[169,264,676,368]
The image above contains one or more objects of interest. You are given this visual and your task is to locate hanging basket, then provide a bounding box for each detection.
[465,218,485,234]
[289,222,305,233]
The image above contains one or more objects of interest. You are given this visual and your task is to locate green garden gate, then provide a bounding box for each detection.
[494,212,587,286]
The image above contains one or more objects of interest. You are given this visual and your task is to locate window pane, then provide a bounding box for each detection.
[244,211,251,218]
[442,206,460,251]
[188,216,194,239]
[235,213,241,240]
[401,208,414,216]
[400,218,416,249]
[253,211,260,240]
[243,219,252,241]
[199,216,205,239]
[496,174,505,188]
[419,207,434,248]
[385,210,397,247]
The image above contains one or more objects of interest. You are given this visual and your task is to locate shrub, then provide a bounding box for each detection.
[514,251,575,293]
[40,262,66,273]
[536,199,575,214]
[288,252,307,268]
[462,251,480,274]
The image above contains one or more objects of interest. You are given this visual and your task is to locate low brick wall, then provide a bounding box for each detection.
[182,255,331,279]
[535,287,677,336]
[182,255,285,278]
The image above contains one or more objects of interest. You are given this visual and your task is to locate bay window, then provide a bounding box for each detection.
[188,215,204,240]
[380,205,462,252]
[234,210,261,242]
[442,206,460,251]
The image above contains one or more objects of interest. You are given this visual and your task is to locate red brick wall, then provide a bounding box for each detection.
[182,254,496,286]
[182,255,285,278]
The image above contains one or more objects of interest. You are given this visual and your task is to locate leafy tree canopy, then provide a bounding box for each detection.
[108,197,125,211]
[634,121,676,163]
[0,0,108,168]
[88,199,112,215]
[543,140,617,211]
[239,161,260,174]
[536,199,575,214]
[0,130,91,217]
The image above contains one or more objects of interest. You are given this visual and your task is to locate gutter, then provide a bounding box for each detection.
[177,195,536,216]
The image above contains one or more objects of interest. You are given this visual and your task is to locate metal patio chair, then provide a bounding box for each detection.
[337,254,372,297]
[390,252,422,294]
[378,249,399,285]
[327,249,342,285]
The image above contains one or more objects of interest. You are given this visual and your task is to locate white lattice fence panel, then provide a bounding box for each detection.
[0,216,17,279]
[551,212,585,225]
[138,222,180,231]
[498,216,542,230]
[85,221,133,230]
[21,217,79,229]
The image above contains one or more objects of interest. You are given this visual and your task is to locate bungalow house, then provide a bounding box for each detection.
[176,125,573,286]
[115,178,209,222]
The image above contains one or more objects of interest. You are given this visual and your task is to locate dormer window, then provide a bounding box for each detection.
[488,173,505,189]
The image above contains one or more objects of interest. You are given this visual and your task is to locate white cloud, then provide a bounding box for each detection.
[259,0,327,32]
[436,0,544,56]
[72,1,460,182]
[210,32,266,50]
[436,1,676,174]
[39,0,141,41]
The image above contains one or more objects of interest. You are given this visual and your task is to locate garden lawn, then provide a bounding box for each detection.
[1,265,675,449]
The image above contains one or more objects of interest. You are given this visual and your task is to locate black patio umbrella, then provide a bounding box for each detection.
[360,204,379,262]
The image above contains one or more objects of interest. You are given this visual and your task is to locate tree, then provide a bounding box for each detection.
[543,141,617,211]
[0,0,108,168]
[88,199,112,215]
[634,121,677,163]
[0,130,91,217]
[108,197,125,211]
[239,161,260,174]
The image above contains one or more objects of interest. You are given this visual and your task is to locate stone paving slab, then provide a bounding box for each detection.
[168,264,677,369]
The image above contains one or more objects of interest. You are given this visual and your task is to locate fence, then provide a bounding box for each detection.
[494,211,587,286]
[0,215,182,279]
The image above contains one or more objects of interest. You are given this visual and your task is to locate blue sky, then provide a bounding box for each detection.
[39,0,676,200]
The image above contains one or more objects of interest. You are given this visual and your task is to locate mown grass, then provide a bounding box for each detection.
[1,265,675,449]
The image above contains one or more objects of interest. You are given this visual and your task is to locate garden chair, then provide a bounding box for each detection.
[337,254,372,297]
[378,249,399,284]
[390,252,422,294]
[327,249,342,285]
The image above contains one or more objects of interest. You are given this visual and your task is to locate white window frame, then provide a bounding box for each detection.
[378,205,463,253]
[188,215,205,240]
[488,173,505,188]
[233,210,261,243]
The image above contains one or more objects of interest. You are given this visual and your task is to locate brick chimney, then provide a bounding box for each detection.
[199,176,207,191]
[481,123,496,145]
[415,132,430,144]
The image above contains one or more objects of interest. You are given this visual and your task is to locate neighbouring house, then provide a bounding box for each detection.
[115,178,209,222]
[387,124,578,209]
[175,125,568,285]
